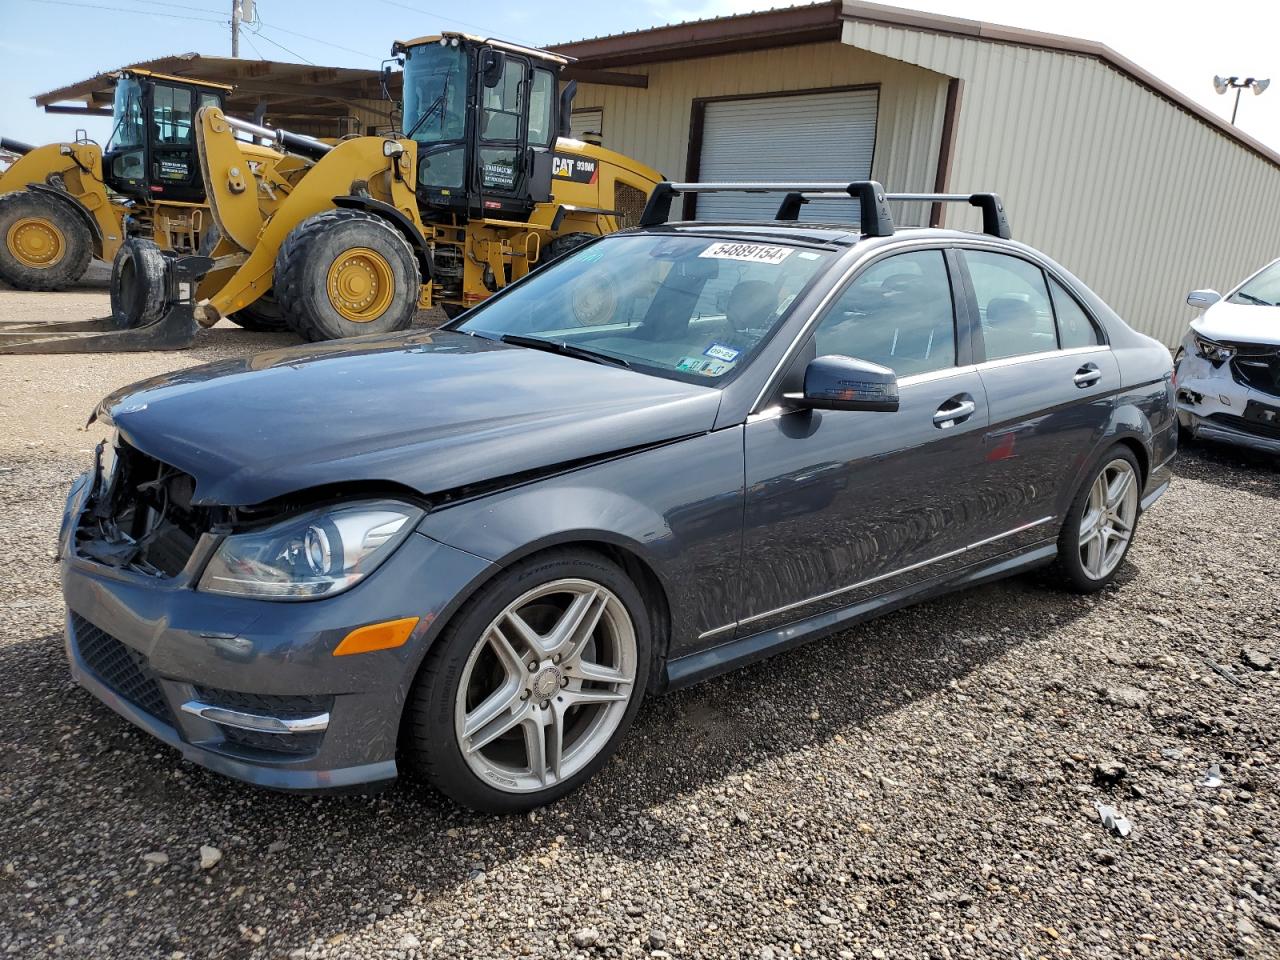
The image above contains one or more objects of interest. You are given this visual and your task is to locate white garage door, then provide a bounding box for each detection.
[695,88,879,223]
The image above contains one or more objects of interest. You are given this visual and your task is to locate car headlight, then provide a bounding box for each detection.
[198,499,423,600]
[1193,334,1236,366]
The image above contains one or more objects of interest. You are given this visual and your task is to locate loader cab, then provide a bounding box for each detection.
[104,70,230,204]
[394,34,569,221]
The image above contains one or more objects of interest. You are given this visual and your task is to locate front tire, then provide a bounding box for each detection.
[1055,446,1143,593]
[275,209,419,342]
[228,291,290,332]
[0,190,93,291]
[405,550,651,813]
[109,237,167,330]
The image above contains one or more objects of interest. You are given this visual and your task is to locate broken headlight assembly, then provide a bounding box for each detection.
[198,500,423,600]
[1193,334,1237,366]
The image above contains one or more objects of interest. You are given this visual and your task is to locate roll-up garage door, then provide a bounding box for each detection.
[695,88,878,223]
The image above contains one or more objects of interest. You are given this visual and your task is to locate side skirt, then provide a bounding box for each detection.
[663,542,1058,691]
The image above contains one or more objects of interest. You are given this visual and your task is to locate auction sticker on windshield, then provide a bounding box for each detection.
[698,241,793,265]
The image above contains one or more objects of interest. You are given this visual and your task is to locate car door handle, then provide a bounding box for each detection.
[933,396,976,428]
[1073,363,1102,388]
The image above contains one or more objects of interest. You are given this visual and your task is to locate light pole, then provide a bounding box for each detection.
[1213,75,1270,124]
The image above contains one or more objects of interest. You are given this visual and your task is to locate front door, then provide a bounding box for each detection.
[475,53,530,210]
[146,82,214,203]
[739,248,996,637]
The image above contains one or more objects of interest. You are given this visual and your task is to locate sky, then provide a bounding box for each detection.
[1,0,1277,151]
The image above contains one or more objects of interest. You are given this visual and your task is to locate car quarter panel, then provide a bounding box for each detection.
[415,427,747,660]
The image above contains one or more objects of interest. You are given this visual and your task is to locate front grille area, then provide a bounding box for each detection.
[191,686,331,758]
[72,614,173,724]
[614,182,648,229]
[1227,344,1280,396]
[1208,409,1280,442]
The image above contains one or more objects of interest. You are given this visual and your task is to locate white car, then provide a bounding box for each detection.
[1175,257,1280,454]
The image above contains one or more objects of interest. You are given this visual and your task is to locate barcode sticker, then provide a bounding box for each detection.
[698,241,793,265]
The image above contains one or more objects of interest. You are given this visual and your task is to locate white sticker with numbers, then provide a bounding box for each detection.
[698,241,793,265]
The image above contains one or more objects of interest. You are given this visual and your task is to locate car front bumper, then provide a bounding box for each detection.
[1175,345,1280,455]
[58,472,492,791]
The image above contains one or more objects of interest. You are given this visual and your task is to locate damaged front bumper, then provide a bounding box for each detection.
[1175,334,1280,455]
[57,471,492,792]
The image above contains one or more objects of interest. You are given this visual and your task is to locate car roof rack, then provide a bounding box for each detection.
[776,190,1012,240]
[638,180,895,237]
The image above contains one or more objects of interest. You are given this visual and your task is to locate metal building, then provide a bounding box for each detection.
[553,0,1280,345]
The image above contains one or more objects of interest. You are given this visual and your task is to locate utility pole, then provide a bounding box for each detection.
[231,0,240,57]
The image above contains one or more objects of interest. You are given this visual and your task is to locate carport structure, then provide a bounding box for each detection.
[553,0,1280,344]
[34,53,397,139]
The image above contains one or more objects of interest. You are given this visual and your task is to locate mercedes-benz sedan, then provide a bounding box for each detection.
[60,215,1175,811]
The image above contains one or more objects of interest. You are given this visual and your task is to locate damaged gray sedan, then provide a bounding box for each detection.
[58,182,1176,812]
[1177,257,1280,454]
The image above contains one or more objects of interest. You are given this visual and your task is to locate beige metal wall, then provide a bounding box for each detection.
[846,20,1280,345]
[572,40,950,226]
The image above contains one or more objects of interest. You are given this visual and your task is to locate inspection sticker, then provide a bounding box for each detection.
[698,241,793,265]
[703,342,741,363]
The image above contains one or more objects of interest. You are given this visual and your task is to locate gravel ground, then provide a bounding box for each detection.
[1,284,1277,959]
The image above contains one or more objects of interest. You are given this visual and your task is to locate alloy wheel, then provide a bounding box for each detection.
[1078,458,1139,580]
[454,578,637,793]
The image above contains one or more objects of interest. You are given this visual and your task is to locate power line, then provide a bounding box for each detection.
[20,0,226,23]
[371,0,535,47]
[256,20,381,61]
[247,24,315,65]
[125,0,225,14]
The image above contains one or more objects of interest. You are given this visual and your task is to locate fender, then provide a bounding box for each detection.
[332,195,433,281]
[26,182,104,247]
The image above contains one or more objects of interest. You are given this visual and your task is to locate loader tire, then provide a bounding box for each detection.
[229,292,290,332]
[540,231,596,267]
[109,238,167,330]
[275,209,419,342]
[0,190,93,291]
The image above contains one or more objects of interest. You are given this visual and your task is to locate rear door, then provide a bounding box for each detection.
[738,247,995,637]
[957,248,1118,548]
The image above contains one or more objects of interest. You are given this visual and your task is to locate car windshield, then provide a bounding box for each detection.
[453,234,833,382]
[1230,260,1280,307]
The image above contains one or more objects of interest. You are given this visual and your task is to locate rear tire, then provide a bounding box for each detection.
[540,231,596,268]
[275,209,419,342]
[0,190,93,291]
[229,291,290,332]
[404,549,651,813]
[109,237,167,330]
[1054,445,1143,593]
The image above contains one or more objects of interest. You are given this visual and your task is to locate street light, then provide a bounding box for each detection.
[1213,75,1271,124]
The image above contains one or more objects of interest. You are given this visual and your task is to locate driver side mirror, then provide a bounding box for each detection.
[481,49,506,88]
[1186,289,1221,309]
[784,355,900,412]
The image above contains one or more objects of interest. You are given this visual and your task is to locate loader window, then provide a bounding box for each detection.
[109,77,146,151]
[527,69,555,147]
[481,58,524,142]
[152,84,195,143]
[402,42,467,145]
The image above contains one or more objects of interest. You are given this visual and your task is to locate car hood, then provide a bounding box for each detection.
[94,330,722,507]
[1193,300,1280,346]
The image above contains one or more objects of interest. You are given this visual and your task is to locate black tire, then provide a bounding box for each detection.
[539,231,596,268]
[1054,445,1144,593]
[405,549,652,813]
[0,190,93,290]
[109,237,167,330]
[275,209,419,342]
[228,291,290,332]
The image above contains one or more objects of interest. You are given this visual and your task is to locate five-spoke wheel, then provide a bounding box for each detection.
[1057,446,1143,592]
[406,551,649,812]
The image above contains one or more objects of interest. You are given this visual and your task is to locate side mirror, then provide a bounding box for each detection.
[785,355,900,412]
[1187,289,1221,309]
[481,49,506,88]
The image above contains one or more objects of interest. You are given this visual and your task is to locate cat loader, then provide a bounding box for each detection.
[181,32,662,341]
[0,69,295,353]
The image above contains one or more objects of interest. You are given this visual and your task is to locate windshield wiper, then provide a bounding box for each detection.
[500,333,630,368]
[1234,291,1276,306]
[404,77,449,141]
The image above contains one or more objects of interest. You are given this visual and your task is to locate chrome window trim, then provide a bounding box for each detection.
[973,344,1111,372]
[696,515,1054,640]
[180,700,330,734]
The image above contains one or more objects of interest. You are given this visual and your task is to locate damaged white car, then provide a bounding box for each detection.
[1175,257,1280,454]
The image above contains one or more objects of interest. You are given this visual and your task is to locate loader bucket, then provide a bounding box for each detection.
[0,254,213,354]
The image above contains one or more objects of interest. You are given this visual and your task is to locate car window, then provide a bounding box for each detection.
[455,234,833,383]
[965,251,1057,361]
[811,250,956,377]
[1230,260,1280,306]
[1050,276,1102,348]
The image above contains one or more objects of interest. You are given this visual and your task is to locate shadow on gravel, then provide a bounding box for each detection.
[1172,440,1280,499]
[0,567,1102,957]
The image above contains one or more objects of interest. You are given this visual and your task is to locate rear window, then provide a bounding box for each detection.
[455,235,833,382]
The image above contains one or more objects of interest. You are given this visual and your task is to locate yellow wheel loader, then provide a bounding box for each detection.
[188,33,663,341]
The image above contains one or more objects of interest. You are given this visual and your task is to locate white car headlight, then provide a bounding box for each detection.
[198,500,423,600]
[1193,334,1236,366]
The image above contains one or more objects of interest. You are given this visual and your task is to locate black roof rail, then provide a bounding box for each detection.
[638,180,895,237]
[775,189,1012,239]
